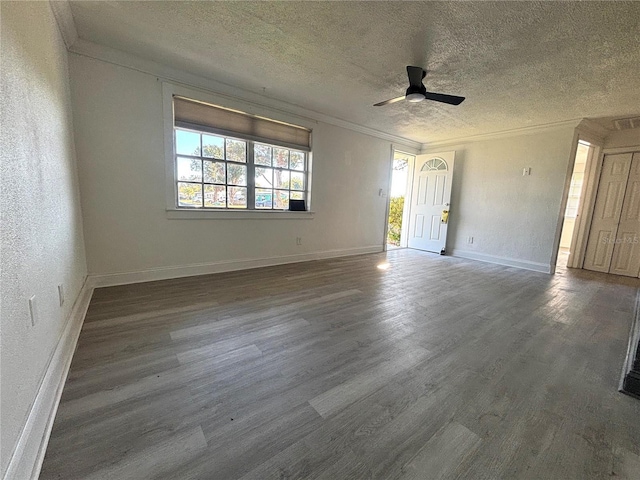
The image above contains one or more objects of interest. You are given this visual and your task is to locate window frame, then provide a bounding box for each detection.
[163,83,315,219]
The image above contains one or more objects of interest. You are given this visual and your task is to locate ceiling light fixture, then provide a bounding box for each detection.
[406,93,425,103]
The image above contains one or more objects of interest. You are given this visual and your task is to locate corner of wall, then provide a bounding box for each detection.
[3,282,93,480]
[48,0,78,49]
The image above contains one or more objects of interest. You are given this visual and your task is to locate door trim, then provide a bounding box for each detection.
[384,147,418,251]
[382,144,394,252]
[551,132,606,273]
[568,143,603,268]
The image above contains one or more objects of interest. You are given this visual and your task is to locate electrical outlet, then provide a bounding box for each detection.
[467,236,474,244]
[296,237,302,246]
[522,167,531,176]
[58,284,65,307]
[28,295,38,327]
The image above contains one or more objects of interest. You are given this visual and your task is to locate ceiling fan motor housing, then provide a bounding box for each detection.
[373,66,464,106]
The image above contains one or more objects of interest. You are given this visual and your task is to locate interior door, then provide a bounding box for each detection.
[407,152,455,254]
[583,153,633,272]
[610,153,640,277]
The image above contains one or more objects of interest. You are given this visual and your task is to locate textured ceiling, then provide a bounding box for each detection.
[68,1,640,143]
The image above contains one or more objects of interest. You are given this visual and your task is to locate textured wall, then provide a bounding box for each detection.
[69,54,391,276]
[425,127,576,268]
[0,2,87,474]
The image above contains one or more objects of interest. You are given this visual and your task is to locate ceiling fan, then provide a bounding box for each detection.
[373,66,465,107]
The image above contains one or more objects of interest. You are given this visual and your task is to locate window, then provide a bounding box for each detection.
[172,96,311,211]
[421,158,448,171]
[253,143,306,209]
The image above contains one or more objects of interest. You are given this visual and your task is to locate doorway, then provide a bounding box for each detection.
[386,151,414,249]
[557,141,590,268]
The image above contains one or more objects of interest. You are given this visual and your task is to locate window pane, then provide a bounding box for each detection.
[202,134,224,159]
[274,170,290,189]
[203,160,225,184]
[204,185,226,208]
[255,144,272,166]
[274,190,289,210]
[226,139,246,163]
[255,167,273,188]
[178,182,202,207]
[177,157,202,182]
[290,151,305,171]
[227,164,247,186]
[176,130,200,156]
[290,191,305,200]
[228,187,246,208]
[290,171,305,190]
[255,188,273,209]
[273,148,289,168]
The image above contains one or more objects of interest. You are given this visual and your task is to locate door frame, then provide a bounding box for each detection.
[567,142,602,269]
[383,146,418,251]
[398,152,416,248]
[551,131,604,273]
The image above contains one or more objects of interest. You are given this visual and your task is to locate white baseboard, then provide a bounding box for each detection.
[88,245,383,288]
[451,249,551,274]
[3,279,94,480]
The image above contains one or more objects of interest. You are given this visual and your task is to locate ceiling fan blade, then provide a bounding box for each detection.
[373,95,406,107]
[424,92,465,105]
[406,66,425,87]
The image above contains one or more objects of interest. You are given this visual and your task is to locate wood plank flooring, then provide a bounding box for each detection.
[40,250,640,479]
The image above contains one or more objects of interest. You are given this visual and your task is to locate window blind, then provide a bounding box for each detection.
[173,96,311,151]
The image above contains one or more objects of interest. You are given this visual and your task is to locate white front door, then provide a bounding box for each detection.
[584,152,633,273]
[407,152,455,254]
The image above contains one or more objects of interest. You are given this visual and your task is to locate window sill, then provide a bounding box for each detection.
[166,208,315,220]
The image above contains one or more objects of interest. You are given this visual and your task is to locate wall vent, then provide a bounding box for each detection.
[614,117,640,131]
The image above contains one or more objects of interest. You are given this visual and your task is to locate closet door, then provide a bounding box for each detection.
[583,153,633,272]
[610,153,640,277]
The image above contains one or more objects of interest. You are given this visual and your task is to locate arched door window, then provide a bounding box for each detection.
[421,158,448,171]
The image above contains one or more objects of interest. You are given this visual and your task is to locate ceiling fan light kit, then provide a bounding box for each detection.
[374,66,465,107]
[406,92,425,103]
[405,83,426,102]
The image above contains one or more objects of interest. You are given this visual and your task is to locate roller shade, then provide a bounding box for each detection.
[173,96,311,151]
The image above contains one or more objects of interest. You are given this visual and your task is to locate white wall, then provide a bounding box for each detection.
[424,127,576,272]
[69,54,394,278]
[0,2,87,476]
[604,128,640,149]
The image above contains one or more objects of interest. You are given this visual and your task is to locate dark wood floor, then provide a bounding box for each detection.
[41,249,640,479]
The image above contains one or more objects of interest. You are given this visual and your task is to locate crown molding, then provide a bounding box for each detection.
[575,118,609,145]
[68,39,422,151]
[421,118,583,151]
[49,0,78,49]
[61,33,588,155]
